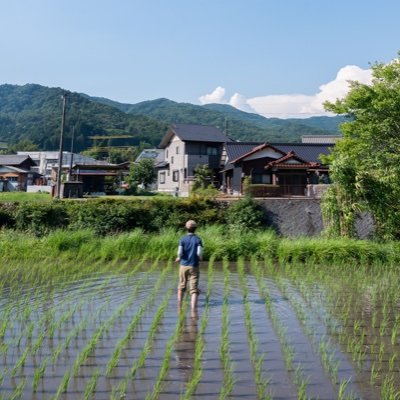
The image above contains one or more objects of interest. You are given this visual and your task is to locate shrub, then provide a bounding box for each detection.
[14,201,69,236]
[225,196,268,231]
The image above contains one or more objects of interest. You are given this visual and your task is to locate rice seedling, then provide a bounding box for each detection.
[337,377,352,400]
[83,368,100,400]
[9,378,26,400]
[32,356,48,392]
[145,299,187,400]
[106,260,173,376]
[380,375,400,400]
[181,258,215,399]
[238,258,271,399]
[218,258,236,400]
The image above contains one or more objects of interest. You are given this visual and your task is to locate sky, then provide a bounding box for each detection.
[1,0,399,118]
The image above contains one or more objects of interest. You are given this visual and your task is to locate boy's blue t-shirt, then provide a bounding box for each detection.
[179,234,202,267]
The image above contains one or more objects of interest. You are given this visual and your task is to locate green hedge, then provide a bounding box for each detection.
[0,197,235,236]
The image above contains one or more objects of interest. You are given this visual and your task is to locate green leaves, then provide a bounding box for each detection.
[323,55,400,239]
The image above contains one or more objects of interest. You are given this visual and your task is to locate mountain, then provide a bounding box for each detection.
[0,84,167,151]
[91,96,342,142]
[0,84,343,152]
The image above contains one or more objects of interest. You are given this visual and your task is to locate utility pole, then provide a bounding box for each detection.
[56,93,67,198]
[224,117,229,136]
[68,125,75,181]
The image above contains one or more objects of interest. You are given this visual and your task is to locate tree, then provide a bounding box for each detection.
[323,54,400,239]
[192,164,213,191]
[128,158,156,190]
[8,139,38,153]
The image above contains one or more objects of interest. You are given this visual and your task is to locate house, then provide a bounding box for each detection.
[156,124,231,196]
[17,151,107,182]
[17,151,131,195]
[51,161,130,195]
[0,155,39,191]
[221,142,333,196]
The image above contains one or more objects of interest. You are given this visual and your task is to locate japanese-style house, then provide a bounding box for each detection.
[0,155,39,191]
[220,142,333,196]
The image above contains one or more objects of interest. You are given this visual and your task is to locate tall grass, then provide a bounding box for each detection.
[0,228,398,267]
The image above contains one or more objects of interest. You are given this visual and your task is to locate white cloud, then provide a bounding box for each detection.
[198,86,226,105]
[198,65,373,118]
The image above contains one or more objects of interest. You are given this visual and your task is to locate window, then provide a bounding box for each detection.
[252,173,271,184]
[176,146,179,154]
[171,156,174,164]
[166,150,169,158]
[159,171,166,184]
[172,170,179,182]
[206,146,218,156]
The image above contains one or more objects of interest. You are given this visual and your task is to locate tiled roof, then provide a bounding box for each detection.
[271,143,334,163]
[0,155,35,166]
[159,124,231,148]
[224,142,262,162]
[224,142,334,165]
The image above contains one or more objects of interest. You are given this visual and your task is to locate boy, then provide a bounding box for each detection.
[175,220,203,312]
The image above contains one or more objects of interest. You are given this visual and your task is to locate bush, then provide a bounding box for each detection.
[14,201,69,236]
[225,196,268,231]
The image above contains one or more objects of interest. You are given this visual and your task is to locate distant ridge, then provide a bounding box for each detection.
[0,83,343,151]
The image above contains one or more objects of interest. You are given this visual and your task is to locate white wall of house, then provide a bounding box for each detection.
[157,135,191,196]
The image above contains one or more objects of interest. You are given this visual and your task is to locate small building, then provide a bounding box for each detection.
[156,124,231,196]
[51,162,130,195]
[0,155,38,191]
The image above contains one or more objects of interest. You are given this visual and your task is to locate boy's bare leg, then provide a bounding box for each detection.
[177,289,184,311]
[191,292,198,311]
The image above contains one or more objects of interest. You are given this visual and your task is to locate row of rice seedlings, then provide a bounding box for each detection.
[181,257,215,399]
[110,285,175,399]
[2,267,107,383]
[320,265,399,390]
[145,298,188,400]
[32,293,107,391]
[54,260,161,398]
[251,258,309,399]
[287,261,400,396]
[218,258,236,399]
[274,276,358,399]
[54,295,134,398]
[237,258,271,399]
[106,260,173,375]
[0,293,59,380]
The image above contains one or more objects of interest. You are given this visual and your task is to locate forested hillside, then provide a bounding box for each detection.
[0,84,343,152]
[96,97,342,142]
[0,84,167,151]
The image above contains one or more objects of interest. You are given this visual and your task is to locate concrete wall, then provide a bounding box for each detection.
[257,198,374,238]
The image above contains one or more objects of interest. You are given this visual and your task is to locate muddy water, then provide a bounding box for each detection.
[0,261,397,399]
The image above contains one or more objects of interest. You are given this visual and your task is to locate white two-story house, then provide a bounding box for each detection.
[156,124,231,196]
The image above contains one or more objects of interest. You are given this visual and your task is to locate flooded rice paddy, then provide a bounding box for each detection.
[0,258,399,399]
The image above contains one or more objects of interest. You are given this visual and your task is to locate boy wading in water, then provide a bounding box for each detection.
[176,220,203,313]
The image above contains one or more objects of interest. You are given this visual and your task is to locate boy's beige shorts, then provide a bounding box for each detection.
[178,265,199,295]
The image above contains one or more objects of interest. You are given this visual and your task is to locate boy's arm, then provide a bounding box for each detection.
[175,245,183,263]
[197,244,203,261]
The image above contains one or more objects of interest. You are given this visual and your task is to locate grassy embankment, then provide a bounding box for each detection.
[0,227,399,282]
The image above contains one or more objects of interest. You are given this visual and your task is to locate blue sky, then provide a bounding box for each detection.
[1,0,399,117]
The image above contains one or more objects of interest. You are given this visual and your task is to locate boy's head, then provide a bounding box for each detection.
[185,220,197,233]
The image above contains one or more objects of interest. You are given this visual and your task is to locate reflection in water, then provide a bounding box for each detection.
[174,314,198,383]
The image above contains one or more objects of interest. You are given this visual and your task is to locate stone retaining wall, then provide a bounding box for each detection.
[257,198,374,238]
